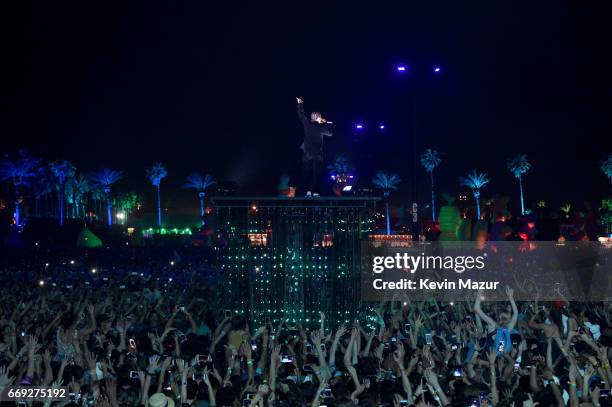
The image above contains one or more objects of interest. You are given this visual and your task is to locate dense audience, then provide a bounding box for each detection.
[0,250,610,407]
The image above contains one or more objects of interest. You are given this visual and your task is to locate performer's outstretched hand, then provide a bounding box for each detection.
[296,96,303,104]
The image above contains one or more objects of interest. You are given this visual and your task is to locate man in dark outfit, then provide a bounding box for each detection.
[296,96,333,195]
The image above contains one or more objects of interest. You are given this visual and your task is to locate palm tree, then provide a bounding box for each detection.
[146,163,168,227]
[372,172,401,235]
[459,170,491,220]
[0,150,40,226]
[49,160,76,226]
[90,187,106,220]
[90,168,123,226]
[560,203,572,220]
[507,154,531,215]
[601,154,612,183]
[184,172,216,226]
[327,155,352,176]
[420,149,442,221]
[33,166,57,217]
[327,155,354,196]
[66,173,90,218]
[112,191,141,224]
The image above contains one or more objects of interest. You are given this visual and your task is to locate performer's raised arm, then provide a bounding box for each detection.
[296,96,307,125]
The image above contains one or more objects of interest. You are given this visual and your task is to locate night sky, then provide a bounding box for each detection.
[3,1,612,214]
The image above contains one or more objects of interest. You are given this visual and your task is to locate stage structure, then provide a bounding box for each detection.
[213,196,378,328]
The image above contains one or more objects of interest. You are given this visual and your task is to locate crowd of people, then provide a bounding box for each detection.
[0,248,611,407]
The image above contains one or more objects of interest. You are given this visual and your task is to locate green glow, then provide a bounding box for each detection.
[142,227,192,236]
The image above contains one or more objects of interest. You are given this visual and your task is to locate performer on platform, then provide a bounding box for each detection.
[296,96,333,195]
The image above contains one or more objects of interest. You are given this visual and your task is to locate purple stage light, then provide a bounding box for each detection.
[396,65,406,72]
[433,66,441,73]
[379,124,385,130]
[355,123,364,130]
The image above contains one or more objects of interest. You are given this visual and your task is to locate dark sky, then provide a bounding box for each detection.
[3,1,612,213]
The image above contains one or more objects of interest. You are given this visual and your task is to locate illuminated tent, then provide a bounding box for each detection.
[438,205,461,241]
[76,227,103,248]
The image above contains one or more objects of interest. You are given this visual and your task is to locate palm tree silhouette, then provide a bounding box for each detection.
[90,187,106,220]
[113,191,140,223]
[459,170,490,220]
[420,149,441,221]
[507,154,531,215]
[49,160,76,226]
[146,163,168,227]
[372,172,401,235]
[327,155,352,176]
[91,168,123,226]
[0,150,39,226]
[601,154,612,183]
[33,166,57,217]
[560,203,572,220]
[184,172,216,226]
[66,173,90,218]
[327,155,354,196]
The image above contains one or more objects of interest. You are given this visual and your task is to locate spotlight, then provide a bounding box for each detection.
[70,260,75,265]
[38,280,45,287]
[355,123,364,130]
[379,124,385,130]
[396,65,406,72]
[91,268,97,274]
[433,66,441,73]
[170,261,175,266]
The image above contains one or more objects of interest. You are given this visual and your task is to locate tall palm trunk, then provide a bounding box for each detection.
[14,186,20,226]
[518,175,525,215]
[105,190,112,226]
[156,184,162,227]
[59,183,65,226]
[475,195,481,219]
[384,192,391,235]
[199,192,206,226]
[430,172,436,221]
